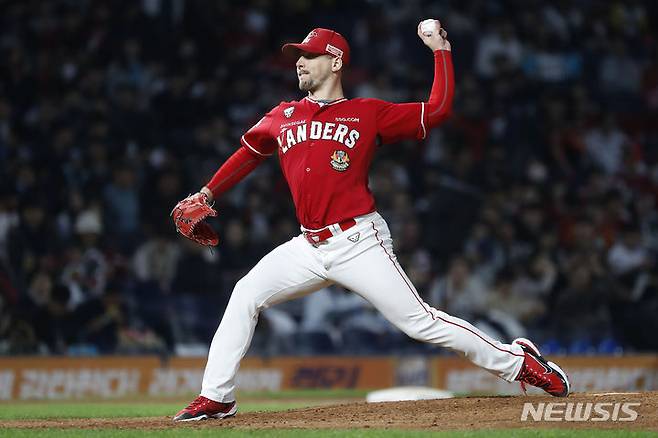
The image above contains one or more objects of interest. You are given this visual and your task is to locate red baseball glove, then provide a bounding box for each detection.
[171,193,219,246]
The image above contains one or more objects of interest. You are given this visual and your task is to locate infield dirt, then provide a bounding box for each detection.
[3,392,657,431]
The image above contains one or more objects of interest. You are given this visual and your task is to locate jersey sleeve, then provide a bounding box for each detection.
[372,99,426,145]
[240,106,279,156]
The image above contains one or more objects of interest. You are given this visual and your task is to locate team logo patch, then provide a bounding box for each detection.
[284,107,295,118]
[330,150,350,172]
[302,31,318,44]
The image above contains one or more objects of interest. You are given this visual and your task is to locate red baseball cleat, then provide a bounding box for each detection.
[514,338,570,397]
[173,395,237,422]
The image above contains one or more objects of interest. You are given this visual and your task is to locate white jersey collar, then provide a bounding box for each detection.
[304,96,348,107]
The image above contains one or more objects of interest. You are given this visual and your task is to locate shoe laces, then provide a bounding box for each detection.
[518,356,552,394]
[186,396,208,410]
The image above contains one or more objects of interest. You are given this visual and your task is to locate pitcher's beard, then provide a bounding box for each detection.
[299,78,315,91]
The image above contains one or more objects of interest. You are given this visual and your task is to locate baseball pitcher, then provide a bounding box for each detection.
[171,20,570,421]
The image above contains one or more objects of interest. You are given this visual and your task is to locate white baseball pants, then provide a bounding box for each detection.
[201,212,525,402]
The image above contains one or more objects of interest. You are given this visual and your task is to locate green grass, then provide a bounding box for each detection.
[0,430,655,438]
[0,389,367,420]
[0,401,316,420]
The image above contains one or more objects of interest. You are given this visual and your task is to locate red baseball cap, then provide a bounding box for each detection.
[282,28,351,66]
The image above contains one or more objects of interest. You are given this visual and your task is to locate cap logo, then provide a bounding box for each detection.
[325,44,343,58]
[302,31,318,44]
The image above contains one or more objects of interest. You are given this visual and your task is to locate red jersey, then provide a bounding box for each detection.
[241,96,434,229]
[206,50,454,229]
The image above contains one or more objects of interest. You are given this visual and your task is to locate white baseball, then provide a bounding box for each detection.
[420,19,437,36]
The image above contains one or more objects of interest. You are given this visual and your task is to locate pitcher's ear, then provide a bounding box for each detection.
[332,57,343,72]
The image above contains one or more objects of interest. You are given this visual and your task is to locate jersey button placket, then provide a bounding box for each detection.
[301,133,312,221]
[303,103,324,223]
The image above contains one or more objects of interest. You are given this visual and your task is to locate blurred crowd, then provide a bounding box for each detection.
[1,0,658,356]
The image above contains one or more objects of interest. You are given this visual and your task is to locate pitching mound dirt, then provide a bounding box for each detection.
[3,392,657,431]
